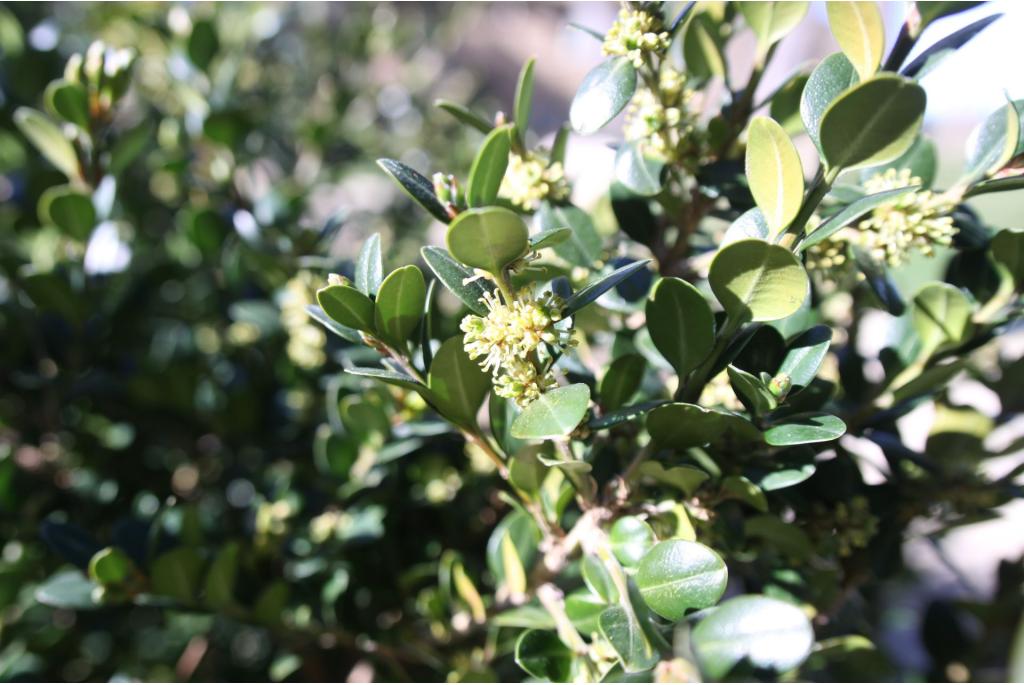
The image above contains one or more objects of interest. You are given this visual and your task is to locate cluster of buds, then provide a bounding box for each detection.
[499,152,570,212]
[461,289,572,407]
[63,41,137,122]
[809,496,878,558]
[624,67,704,166]
[602,7,671,68]
[432,172,462,219]
[280,271,327,369]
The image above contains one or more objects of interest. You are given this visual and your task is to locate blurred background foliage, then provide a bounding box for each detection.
[0,2,1022,683]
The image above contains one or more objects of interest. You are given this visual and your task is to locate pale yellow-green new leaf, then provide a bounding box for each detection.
[827,2,885,81]
[746,116,804,236]
[739,2,809,56]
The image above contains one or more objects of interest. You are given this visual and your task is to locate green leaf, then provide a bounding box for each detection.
[727,365,777,416]
[636,540,727,621]
[434,99,493,134]
[963,100,1021,183]
[421,246,489,315]
[377,158,450,223]
[151,547,205,604]
[530,227,572,251]
[582,555,619,603]
[819,75,927,171]
[508,449,545,494]
[565,590,605,635]
[110,121,153,175]
[911,283,975,356]
[466,124,512,208]
[38,185,95,241]
[746,116,804,236]
[636,462,709,497]
[770,74,810,136]
[826,2,884,81]
[709,239,809,323]
[646,277,716,381]
[570,57,637,135]
[14,107,80,180]
[758,463,816,491]
[446,206,529,275]
[487,511,540,587]
[738,2,809,55]
[777,325,831,390]
[35,570,100,610]
[514,57,535,142]
[346,366,425,394]
[600,354,646,411]
[428,336,490,428]
[45,79,89,128]
[991,228,1024,287]
[917,2,986,29]
[510,384,590,440]
[354,233,383,296]
[691,595,815,680]
[88,547,133,587]
[852,246,905,315]
[374,265,426,348]
[316,284,375,332]
[599,605,660,673]
[564,260,652,316]
[203,541,240,609]
[859,135,937,187]
[964,175,1024,199]
[902,13,1002,80]
[538,201,603,266]
[801,53,859,155]
[305,304,361,344]
[723,207,771,245]
[614,141,665,196]
[252,580,290,625]
[683,13,727,80]
[647,402,760,449]
[515,630,573,681]
[589,400,668,431]
[764,413,846,446]
[609,516,656,568]
[720,475,769,511]
[798,184,919,251]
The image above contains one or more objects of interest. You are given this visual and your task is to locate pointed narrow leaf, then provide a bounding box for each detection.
[600,354,646,411]
[826,1,884,81]
[646,277,715,380]
[377,158,450,223]
[746,116,804,236]
[421,246,490,315]
[570,57,637,134]
[446,206,529,275]
[511,384,590,440]
[466,124,512,207]
[305,304,361,343]
[514,57,536,141]
[434,98,493,134]
[354,233,383,295]
[316,284,375,332]
[798,184,919,250]
[564,260,652,316]
[902,13,1002,80]
[374,265,426,348]
[637,540,727,621]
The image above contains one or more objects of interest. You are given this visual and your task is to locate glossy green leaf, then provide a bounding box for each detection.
[589,400,667,431]
[902,13,1002,80]
[514,57,535,141]
[746,116,804,236]
[88,547,133,587]
[826,2,884,81]
[798,184,918,251]
[647,402,760,449]
[35,570,100,610]
[570,57,637,134]
[421,246,490,315]
[599,605,660,673]
[819,75,927,171]
[446,206,528,275]
[646,277,715,381]
[683,13,726,80]
[582,555,619,603]
[739,2,809,55]
[428,336,490,428]
[614,141,665,196]
[911,283,975,355]
[377,158,450,223]
[601,354,646,411]
[538,201,602,266]
[354,233,383,296]
[764,413,846,446]
[565,590,605,635]
[530,227,572,251]
[963,100,1021,183]
[515,630,573,681]
[45,79,89,128]
[305,304,361,343]
[758,463,816,491]
[801,53,859,155]
[723,207,771,245]
[727,365,777,416]
[636,540,727,621]
[777,325,831,390]
[710,239,809,323]
[316,284,375,332]
[151,547,204,603]
[609,516,656,568]
[203,541,239,609]
[466,124,512,208]
[14,107,80,180]
[38,185,95,241]
[636,462,709,497]
[564,260,651,316]
[374,265,426,348]
[691,595,815,679]
[510,383,590,440]
[434,98,493,134]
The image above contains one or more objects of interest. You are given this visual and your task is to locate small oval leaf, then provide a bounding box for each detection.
[636,540,727,621]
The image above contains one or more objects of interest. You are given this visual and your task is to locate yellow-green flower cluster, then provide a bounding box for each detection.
[602,8,671,68]
[810,496,878,558]
[280,271,326,369]
[461,289,569,407]
[856,168,957,267]
[804,234,851,277]
[624,67,702,164]
[499,152,570,212]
